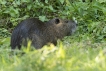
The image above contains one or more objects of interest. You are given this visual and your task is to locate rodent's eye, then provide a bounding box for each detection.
[65,20,68,23]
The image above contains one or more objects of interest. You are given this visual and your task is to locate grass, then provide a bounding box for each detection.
[0,0,106,71]
[0,34,106,71]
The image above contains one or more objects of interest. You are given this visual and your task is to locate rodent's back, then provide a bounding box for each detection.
[11,18,44,49]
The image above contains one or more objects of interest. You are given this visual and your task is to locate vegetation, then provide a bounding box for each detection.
[0,0,106,71]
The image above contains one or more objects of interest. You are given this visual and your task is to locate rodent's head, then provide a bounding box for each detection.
[48,18,77,36]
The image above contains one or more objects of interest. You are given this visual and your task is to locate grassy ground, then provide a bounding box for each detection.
[0,34,106,71]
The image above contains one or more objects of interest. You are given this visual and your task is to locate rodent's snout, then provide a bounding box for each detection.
[71,20,77,27]
[72,17,78,26]
[69,19,77,35]
[73,20,77,26]
[74,21,78,27]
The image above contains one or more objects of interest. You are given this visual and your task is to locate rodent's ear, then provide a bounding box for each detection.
[55,18,60,24]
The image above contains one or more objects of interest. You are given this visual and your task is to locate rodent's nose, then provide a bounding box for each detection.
[75,21,78,26]
[74,20,77,24]
[72,17,78,26]
[73,20,78,26]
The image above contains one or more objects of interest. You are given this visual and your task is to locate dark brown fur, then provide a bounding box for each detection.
[11,18,77,49]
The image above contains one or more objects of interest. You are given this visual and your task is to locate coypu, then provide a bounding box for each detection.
[11,18,77,49]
